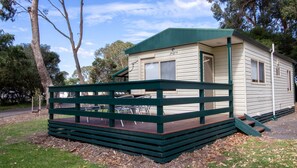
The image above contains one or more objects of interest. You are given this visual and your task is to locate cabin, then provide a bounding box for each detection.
[48,28,295,163]
[125,28,295,121]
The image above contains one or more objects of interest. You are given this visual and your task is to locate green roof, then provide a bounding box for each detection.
[111,66,128,79]
[125,28,234,54]
[125,28,295,63]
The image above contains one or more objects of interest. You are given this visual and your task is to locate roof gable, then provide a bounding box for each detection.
[125,28,234,54]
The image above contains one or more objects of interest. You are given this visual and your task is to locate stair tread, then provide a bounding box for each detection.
[243,120,255,125]
[238,116,246,120]
[254,126,265,132]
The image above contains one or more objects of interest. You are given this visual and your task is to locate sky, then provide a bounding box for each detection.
[0,0,219,76]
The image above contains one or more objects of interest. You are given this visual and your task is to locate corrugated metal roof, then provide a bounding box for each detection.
[125,28,234,54]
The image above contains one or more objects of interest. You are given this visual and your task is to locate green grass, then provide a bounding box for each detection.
[209,137,297,168]
[0,103,32,112]
[0,118,104,168]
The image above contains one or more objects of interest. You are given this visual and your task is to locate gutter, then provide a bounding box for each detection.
[271,43,276,120]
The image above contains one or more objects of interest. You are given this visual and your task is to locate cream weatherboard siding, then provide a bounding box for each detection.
[128,44,200,114]
[212,44,246,116]
[244,41,294,116]
[244,42,273,116]
[273,56,294,111]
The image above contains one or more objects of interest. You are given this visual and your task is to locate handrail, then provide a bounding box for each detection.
[49,79,233,133]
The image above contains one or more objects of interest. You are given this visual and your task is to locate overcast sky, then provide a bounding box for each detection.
[0,0,219,75]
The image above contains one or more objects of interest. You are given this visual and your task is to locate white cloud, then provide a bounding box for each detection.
[84,41,95,46]
[174,0,210,9]
[123,31,155,42]
[78,48,94,58]
[123,20,219,43]
[45,1,213,25]
[54,46,72,53]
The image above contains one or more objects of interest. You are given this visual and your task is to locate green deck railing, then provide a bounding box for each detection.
[49,79,233,133]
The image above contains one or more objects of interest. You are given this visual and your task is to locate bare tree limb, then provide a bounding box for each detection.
[47,0,65,18]
[75,0,84,51]
[60,0,75,49]
[37,9,70,40]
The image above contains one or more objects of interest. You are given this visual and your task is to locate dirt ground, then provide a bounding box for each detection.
[262,112,297,139]
[1,110,296,167]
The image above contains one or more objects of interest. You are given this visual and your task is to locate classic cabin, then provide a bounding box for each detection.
[48,28,295,163]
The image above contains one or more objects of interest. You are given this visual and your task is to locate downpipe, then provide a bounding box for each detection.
[271,43,277,120]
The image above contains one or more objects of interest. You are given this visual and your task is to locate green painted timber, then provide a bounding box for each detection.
[49,92,54,120]
[157,89,164,133]
[49,79,231,92]
[245,114,271,131]
[227,37,234,118]
[199,51,205,124]
[48,118,236,163]
[234,118,261,136]
[109,90,115,127]
[49,107,230,123]
[50,96,231,105]
[75,91,80,123]
[253,107,295,123]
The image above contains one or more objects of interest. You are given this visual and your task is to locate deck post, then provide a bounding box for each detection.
[49,91,54,120]
[157,89,164,133]
[75,91,80,123]
[93,91,98,111]
[199,51,205,124]
[109,90,115,127]
[227,37,234,118]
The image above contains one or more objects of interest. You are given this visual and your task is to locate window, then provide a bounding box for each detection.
[145,60,176,80]
[276,66,281,76]
[276,59,281,76]
[251,59,265,83]
[287,70,292,91]
[145,62,159,80]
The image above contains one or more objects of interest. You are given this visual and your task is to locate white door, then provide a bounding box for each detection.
[203,54,214,109]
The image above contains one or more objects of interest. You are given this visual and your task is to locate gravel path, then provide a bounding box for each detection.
[262,112,297,139]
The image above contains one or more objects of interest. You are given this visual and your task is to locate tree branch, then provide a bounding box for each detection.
[60,0,75,50]
[75,0,84,51]
[47,0,65,18]
[38,9,70,40]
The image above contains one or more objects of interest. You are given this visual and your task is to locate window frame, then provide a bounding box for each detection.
[275,59,281,77]
[287,70,292,92]
[144,59,176,80]
[251,59,265,84]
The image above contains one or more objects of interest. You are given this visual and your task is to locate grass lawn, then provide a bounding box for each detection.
[0,118,104,168]
[209,137,297,168]
[0,103,32,112]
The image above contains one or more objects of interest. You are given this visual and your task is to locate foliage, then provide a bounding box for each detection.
[0,0,16,21]
[95,40,133,69]
[91,40,133,83]
[208,0,297,59]
[209,137,297,168]
[0,119,101,168]
[90,57,117,83]
[0,31,65,105]
[72,66,93,84]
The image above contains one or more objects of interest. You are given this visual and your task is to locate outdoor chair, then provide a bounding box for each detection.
[115,94,137,127]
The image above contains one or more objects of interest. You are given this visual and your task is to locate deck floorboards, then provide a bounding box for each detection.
[53,113,231,134]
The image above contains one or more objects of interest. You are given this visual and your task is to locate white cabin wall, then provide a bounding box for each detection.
[273,57,294,110]
[129,44,200,114]
[212,44,246,116]
[244,42,273,116]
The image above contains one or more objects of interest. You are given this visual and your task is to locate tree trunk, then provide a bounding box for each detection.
[29,0,53,107]
[73,50,85,84]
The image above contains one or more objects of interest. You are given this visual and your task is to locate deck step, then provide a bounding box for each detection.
[254,126,265,133]
[235,114,271,137]
[243,120,255,126]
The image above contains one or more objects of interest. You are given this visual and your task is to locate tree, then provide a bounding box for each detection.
[22,44,66,86]
[91,40,133,83]
[95,40,133,69]
[208,0,297,59]
[0,31,40,104]
[1,0,54,106]
[38,0,86,84]
[90,58,117,83]
[72,66,93,84]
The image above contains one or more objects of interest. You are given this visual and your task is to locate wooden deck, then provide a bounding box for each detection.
[53,113,230,134]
